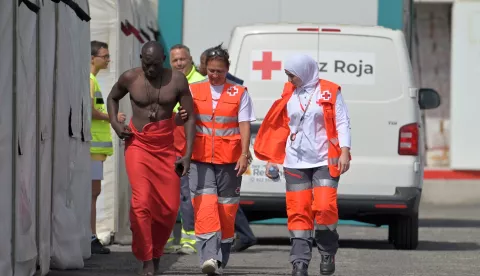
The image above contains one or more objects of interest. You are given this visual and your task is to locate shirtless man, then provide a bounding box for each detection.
[106,41,195,276]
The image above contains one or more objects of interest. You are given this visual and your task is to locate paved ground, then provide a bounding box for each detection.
[47,204,480,276]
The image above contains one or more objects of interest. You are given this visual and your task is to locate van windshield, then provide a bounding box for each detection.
[233,33,405,121]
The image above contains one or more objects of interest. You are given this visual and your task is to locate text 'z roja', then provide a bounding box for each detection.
[318,60,374,77]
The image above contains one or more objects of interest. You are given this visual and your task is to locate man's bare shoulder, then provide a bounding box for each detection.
[118,68,142,86]
[171,69,189,89]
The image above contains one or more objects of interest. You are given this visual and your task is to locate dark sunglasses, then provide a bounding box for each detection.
[207,50,226,58]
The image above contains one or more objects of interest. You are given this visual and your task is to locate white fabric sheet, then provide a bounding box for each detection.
[0,0,14,275]
[89,0,119,245]
[15,2,39,275]
[50,2,86,269]
[114,0,137,245]
[37,0,56,274]
[61,0,93,260]
[71,0,93,259]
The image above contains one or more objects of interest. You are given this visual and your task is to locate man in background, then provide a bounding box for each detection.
[198,46,258,253]
[89,40,126,254]
[165,44,206,255]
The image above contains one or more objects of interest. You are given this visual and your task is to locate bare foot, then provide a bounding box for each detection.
[141,260,154,276]
[153,258,160,273]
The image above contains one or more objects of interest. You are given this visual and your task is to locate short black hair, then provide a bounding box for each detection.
[204,43,230,67]
[170,44,191,54]
[91,40,108,56]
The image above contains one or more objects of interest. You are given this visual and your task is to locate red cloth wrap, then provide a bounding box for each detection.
[125,118,180,261]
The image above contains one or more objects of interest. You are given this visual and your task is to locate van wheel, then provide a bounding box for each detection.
[388,224,396,244]
[389,214,419,250]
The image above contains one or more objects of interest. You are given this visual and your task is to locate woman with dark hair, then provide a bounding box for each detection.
[176,44,256,275]
[198,45,245,85]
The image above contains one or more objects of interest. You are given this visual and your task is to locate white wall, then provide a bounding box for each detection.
[183,0,378,64]
[450,1,480,170]
[411,3,452,168]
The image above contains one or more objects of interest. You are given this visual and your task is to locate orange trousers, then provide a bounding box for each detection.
[284,166,339,232]
[125,119,180,261]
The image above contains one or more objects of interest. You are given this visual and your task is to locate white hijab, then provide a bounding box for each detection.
[284,53,319,94]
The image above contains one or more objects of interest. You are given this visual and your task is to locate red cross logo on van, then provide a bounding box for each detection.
[252,51,282,80]
[227,86,238,96]
[321,91,331,101]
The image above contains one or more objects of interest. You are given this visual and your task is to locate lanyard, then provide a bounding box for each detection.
[290,90,316,142]
[297,90,315,123]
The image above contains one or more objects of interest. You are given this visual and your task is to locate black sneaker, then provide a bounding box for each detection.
[320,255,335,275]
[292,261,308,276]
[91,238,111,254]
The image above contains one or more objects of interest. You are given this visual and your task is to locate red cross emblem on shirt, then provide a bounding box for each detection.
[321,91,331,101]
[227,86,239,96]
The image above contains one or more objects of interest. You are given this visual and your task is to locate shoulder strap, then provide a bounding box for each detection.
[317,79,340,105]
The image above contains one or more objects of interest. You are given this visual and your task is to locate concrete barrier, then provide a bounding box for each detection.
[422,169,480,205]
[422,179,480,205]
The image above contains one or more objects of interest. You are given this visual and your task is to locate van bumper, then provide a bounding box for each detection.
[240,187,421,223]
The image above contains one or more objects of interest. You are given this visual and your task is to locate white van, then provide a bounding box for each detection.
[228,23,440,250]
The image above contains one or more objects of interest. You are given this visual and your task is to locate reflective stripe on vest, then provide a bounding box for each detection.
[91,141,113,148]
[195,114,240,136]
[328,137,339,166]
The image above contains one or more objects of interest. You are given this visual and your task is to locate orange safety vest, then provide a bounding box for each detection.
[190,80,245,164]
[254,79,350,177]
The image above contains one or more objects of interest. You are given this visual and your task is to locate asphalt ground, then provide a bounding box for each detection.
[46,203,480,276]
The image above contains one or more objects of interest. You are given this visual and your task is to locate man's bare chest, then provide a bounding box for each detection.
[129,79,177,107]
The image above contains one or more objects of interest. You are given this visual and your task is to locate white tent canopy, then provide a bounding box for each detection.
[0,0,159,275]
[0,0,91,274]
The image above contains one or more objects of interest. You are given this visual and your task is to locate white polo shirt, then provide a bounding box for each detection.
[283,84,351,169]
[210,84,256,122]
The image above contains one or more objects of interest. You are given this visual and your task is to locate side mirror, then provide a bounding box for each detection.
[418,88,441,110]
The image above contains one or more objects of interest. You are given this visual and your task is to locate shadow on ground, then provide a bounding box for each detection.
[420,218,480,228]
[340,239,480,251]
[253,237,480,252]
[46,251,181,276]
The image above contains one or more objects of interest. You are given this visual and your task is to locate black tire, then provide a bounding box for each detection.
[389,214,419,250]
[388,224,396,244]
